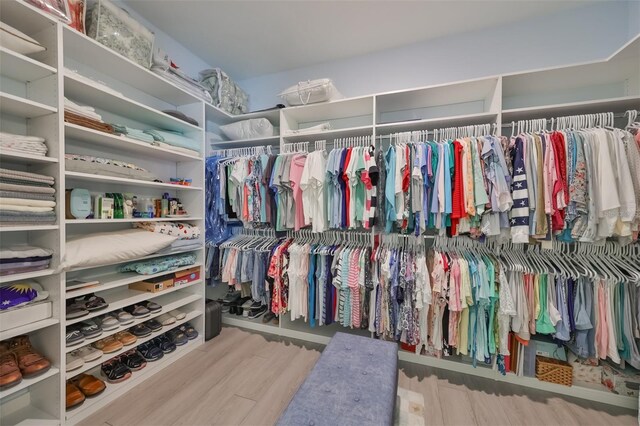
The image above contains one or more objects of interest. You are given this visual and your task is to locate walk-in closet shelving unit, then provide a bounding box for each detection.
[0,1,208,424]
[217,35,640,409]
[205,103,281,152]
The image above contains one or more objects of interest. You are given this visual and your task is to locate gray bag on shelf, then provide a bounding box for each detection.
[199,68,249,115]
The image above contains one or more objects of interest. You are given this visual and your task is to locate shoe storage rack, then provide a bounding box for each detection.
[0,1,260,424]
[207,34,640,410]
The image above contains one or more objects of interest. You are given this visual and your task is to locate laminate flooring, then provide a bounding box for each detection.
[80,326,638,426]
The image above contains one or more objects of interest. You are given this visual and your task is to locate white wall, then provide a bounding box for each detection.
[239,1,640,111]
[113,0,211,78]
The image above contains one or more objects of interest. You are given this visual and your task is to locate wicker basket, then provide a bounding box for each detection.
[535,356,573,386]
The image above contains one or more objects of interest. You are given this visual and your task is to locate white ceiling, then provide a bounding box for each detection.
[126,0,597,80]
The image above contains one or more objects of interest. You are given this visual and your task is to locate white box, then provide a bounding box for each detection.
[0,301,52,331]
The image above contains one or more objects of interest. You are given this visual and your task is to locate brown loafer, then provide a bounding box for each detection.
[66,382,85,410]
[114,331,137,346]
[9,335,51,377]
[0,351,22,389]
[92,336,123,354]
[71,373,106,397]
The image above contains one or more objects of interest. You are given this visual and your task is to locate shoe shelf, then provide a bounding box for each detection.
[0,92,57,118]
[65,338,200,424]
[66,264,203,298]
[65,309,201,380]
[0,268,56,285]
[65,280,203,328]
[65,291,201,353]
[0,319,59,342]
[0,368,60,401]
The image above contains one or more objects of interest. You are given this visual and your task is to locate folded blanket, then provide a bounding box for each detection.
[0,148,47,157]
[65,111,114,134]
[0,168,55,185]
[0,183,55,194]
[65,98,103,121]
[133,222,200,240]
[143,129,201,153]
[0,177,53,188]
[119,253,197,275]
[0,205,54,213]
[111,124,156,144]
[0,245,54,259]
[0,255,53,264]
[0,210,56,222]
[0,132,45,143]
[0,265,48,276]
[0,141,48,151]
[0,198,56,208]
[0,259,51,270]
[0,191,56,201]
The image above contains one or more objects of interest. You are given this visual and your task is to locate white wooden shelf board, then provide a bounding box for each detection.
[0,92,57,118]
[283,96,374,123]
[282,125,373,143]
[63,73,202,134]
[0,0,57,34]
[64,171,202,191]
[65,310,201,379]
[0,47,57,83]
[0,318,59,341]
[64,123,202,162]
[65,291,201,353]
[376,112,498,133]
[501,96,640,121]
[0,368,59,401]
[66,217,202,225]
[204,102,281,125]
[0,404,58,426]
[66,263,203,298]
[0,152,58,165]
[0,268,56,284]
[209,135,280,148]
[0,225,58,233]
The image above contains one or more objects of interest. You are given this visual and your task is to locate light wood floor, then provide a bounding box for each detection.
[80,326,638,426]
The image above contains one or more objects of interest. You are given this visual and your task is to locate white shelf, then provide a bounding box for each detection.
[0,404,58,426]
[283,95,374,124]
[63,27,200,107]
[0,225,58,233]
[0,368,59,400]
[64,123,201,162]
[0,318,59,341]
[282,125,373,143]
[205,102,281,125]
[65,309,201,379]
[66,263,203,298]
[65,291,201,353]
[0,268,56,284]
[376,112,498,133]
[501,96,640,122]
[0,92,57,118]
[64,171,202,191]
[0,0,57,35]
[0,46,57,83]
[66,246,202,273]
[209,135,280,148]
[0,152,58,165]
[66,217,202,225]
[64,72,202,134]
[65,338,200,423]
[65,279,202,328]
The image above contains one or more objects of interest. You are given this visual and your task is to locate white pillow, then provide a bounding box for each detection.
[61,229,177,270]
[0,22,46,55]
[219,118,274,140]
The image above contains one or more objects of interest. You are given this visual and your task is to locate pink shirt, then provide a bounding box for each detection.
[289,154,309,231]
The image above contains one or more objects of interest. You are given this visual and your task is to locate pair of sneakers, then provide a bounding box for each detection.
[100,349,146,383]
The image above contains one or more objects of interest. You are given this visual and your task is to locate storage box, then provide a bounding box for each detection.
[173,267,200,287]
[601,362,640,397]
[129,275,174,293]
[568,352,602,387]
[0,300,52,331]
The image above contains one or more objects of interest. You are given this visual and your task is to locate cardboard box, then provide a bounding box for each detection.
[174,267,200,287]
[601,362,640,397]
[568,351,602,386]
[129,275,174,293]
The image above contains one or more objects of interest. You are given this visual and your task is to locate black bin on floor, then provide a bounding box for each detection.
[205,299,222,341]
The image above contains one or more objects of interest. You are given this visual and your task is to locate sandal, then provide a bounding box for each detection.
[144,319,162,332]
[119,350,146,371]
[157,313,176,326]
[77,294,108,312]
[115,310,134,325]
[142,300,162,313]
[92,336,123,354]
[96,314,119,331]
[137,342,164,362]
[178,323,198,340]
[165,329,188,346]
[151,335,175,354]
[101,359,131,383]
[130,323,152,338]
[123,304,150,318]
[114,331,137,346]
[71,373,106,397]
[66,302,89,320]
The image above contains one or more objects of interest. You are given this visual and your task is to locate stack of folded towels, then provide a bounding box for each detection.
[110,124,155,144]
[64,98,114,134]
[0,132,48,158]
[0,245,54,276]
[0,168,56,225]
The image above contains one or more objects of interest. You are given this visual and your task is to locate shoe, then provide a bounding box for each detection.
[75,294,108,312]
[248,305,267,320]
[66,382,85,410]
[118,350,146,371]
[165,329,187,346]
[222,287,241,304]
[74,345,103,362]
[168,309,186,320]
[66,352,84,372]
[9,335,51,377]
[66,301,89,320]
[151,335,175,354]
[101,359,131,383]
[130,323,152,337]
[79,320,102,338]
[114,310,134,325]
[262,312,276,324]
[114,331,137,346]
[124,304,150,318]
[156,313,176,326]
[240,298,254,317]
[231,297,251,315]
[137,342,164,362]
[142,301,162,313]
[71,373,105,397]
[144,319,162,332]
[66,327,85,346]
[92,336,123,354]
[95,314,119,331]
[0,350,22,389]
[178,323,198,340]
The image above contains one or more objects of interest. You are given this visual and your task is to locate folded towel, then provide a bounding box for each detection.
[0,245,54,259]
[64,98,103,121]
[0,168,55,184]
[0,132,46,143]
[0,191,56,201]
[0,177,53,188]
[0,198,56,208]
[0,204,54,213]
[0,265,49,276]
[0,255,52,264]
[0,148,47,157]
[143,129,200,153]
[0,183,56,194]
[65,112,114,134]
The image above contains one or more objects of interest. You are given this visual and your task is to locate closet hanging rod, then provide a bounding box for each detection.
[499,111,637,127]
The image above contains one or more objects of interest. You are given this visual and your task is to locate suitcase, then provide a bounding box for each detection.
[205,299,222,341]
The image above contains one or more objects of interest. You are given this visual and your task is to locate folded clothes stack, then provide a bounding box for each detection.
[0,246,54,276]
[0,168,56,225]
[64,98,114,134]
[0,132,48,158]
[110,124,155,144]
[142,129,200,154]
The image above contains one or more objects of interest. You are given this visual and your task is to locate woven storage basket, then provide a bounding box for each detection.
[535,356,573,386]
